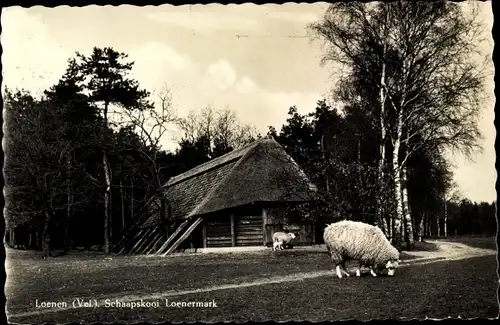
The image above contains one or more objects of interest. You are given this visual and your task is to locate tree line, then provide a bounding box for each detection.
[3,47,258,256]
[3,2,495,256]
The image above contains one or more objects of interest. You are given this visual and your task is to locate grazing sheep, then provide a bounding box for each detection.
[272,232,296,250]
[323,220,400,278]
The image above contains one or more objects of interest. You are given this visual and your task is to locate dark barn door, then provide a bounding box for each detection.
[235,214,263,246]
[206,215,232,247]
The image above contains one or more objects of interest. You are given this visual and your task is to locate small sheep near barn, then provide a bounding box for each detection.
[272,232,296,250]
[323,220,400,278]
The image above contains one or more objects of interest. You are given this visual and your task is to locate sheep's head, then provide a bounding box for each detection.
[385,259,400,276]
[288,233,296,239]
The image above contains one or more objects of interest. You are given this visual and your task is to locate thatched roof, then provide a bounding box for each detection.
[142,135,317,227]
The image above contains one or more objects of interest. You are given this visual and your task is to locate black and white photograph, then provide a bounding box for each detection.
[1,1,497,323]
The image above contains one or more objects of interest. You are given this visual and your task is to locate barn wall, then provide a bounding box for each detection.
[205,213,232,248]
[234,213,264,246]
[204,210,264,248]
[173,204,316,250]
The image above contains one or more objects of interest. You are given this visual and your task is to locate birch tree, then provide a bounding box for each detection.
[385,2,485,248]
[310,1,486,248]
[309,3,394,236]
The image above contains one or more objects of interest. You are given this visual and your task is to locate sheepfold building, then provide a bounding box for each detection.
[115,135,319,255]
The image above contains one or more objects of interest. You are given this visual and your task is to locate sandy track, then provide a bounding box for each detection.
[402,240,496,261]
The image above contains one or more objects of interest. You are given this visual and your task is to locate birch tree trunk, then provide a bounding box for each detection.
[401,167,414,249]
[376,9,389,236]
[120,180,125,229]
[444,199,448,237]
[391,111,404,249]
[103,101,111,254]
[103,152,111,254]
[418,212,424,241]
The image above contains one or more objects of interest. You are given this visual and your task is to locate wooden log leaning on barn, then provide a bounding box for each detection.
[154,219,191,255]
[132,227,156,254]
[141,228,163,254]
[125,229,148,254]
[163,217,204,256]
[144,229,164,254]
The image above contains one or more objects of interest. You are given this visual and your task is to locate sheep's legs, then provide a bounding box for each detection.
[335,265,343,278]
[273,241,283,251]
[369,267,377,277]
[355,263,362,277]
[336,263,349,278]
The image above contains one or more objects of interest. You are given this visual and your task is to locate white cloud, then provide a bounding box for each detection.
[235,75,257,94]
[128,41,194,92]
[144,10,259,34]
[156,57,323,150]
[205,60,237,90]
[1,7,72,96]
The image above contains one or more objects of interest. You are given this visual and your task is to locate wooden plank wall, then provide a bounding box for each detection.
[205,212,264,248]
[206,216,232,247]
[235,214,263,246]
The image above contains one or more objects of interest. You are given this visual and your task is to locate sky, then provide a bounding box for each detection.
[1,3,495,203]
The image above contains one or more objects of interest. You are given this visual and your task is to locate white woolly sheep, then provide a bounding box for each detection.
[323,220,400,278]
[272,232,296,250]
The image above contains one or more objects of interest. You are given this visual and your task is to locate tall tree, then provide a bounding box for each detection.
[44,75,101,252]
[309,1,486,249]
[309,3,395,235]
[66,47,152,253]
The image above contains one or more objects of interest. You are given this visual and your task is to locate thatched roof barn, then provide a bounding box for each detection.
[115,135,318,255]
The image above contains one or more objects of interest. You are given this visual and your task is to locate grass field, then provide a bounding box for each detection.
[5,237,498,323]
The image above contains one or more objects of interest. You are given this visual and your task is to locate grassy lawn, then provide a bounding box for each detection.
[5,237,498,323]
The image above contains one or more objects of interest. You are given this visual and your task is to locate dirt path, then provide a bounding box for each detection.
[7,240,497,320]
[401,240,496,262]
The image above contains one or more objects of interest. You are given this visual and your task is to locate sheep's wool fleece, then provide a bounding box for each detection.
[273,232,294,243]
[323,220,399,268]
